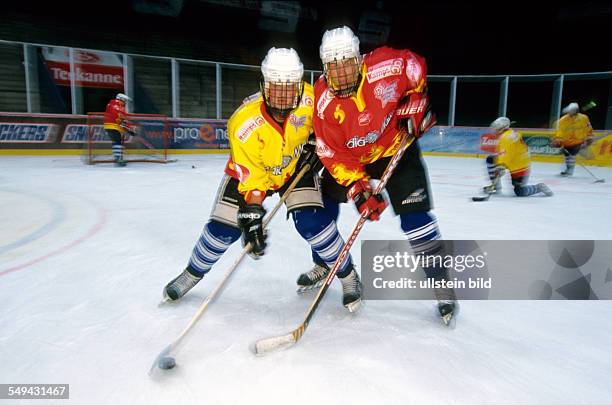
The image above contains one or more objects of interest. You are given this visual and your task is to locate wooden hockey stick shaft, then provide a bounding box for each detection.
[150,163,312,373]
[254,133,417,355]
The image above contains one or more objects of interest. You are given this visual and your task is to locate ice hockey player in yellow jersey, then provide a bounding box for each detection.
[163,48,362,312]
[552,102,593,176]
[224,76,313,196]
[483,117,552,197]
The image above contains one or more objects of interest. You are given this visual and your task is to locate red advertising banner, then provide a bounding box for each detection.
[42,48,124,89]
[480,132,499,153]
[45,61,123,89]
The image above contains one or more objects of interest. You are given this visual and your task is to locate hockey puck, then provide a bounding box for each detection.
[158,356,176,370]
[192,165,196,169]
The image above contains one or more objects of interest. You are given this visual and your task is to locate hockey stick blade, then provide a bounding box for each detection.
[253,332,297,355]
[472,194,490,202]
[149,344,173,375]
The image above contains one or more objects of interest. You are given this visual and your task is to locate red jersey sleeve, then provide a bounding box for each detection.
[402,50,427,96]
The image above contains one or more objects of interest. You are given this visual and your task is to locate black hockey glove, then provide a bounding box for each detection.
[237,204,267,259]
[296,133,323,173]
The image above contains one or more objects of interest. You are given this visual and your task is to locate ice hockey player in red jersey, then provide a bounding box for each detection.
[307,26,457,324]
[103,93,132,166]
[163,48,361,312]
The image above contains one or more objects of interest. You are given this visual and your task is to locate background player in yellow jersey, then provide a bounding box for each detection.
[552,102,594,176]
[163,48,361,311]
[483,117,553,197]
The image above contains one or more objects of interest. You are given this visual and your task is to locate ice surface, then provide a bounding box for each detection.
[1,155,611,405]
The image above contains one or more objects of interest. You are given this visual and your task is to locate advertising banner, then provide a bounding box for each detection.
[0,123,59,143]
[42,47,124,89]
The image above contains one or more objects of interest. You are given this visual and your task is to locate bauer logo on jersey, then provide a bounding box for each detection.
[365,58,404,83]
[316,89,334,119]
[401,188,427,205]
[289,114,307,132]
[374,80,400,108]
[236,116,265,143]
[396,97,427,116]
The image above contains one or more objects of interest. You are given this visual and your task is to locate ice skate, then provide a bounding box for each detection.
[537,183,553,196]
[296,263,330,294]
[437,300,458,326]
[163,268,203,302]
[339,269,362,313]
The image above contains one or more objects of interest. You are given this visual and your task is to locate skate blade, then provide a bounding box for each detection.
[441,313,453,326]
[440,310,458,329]
[296,280,325,294]
[158,293,177,307]
[158,298,171,307]
[345,299,362,313]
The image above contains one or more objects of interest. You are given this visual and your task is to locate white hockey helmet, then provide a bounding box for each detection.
[319,26,360,64]
[562,102,579,114]
[116,93,132,103]
[491,117,511,132]
[319,26,362,97]
[261,47,304,84]
[260,48,304,120]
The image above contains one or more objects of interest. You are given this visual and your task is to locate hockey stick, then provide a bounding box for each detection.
[253,133,417,355]
[150,163,312,373]
[123,124,178,163]
[577,161,605,183]
[471,193,491,202]
[561,147,605,183]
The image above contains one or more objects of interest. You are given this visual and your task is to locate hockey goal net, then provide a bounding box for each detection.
[83,112,175,164]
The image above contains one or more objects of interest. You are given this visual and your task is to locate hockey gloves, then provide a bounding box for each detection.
[396,92,436,139]
[237,204,267,258]
[296,133,323,173]
[348,179,387,221]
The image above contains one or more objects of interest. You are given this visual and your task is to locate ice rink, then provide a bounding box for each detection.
[1,153,612,405]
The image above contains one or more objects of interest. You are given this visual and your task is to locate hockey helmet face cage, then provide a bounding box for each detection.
[320,26,362,98]
[260,48,304,120]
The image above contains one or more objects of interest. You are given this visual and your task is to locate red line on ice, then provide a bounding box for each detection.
[0,208,108,277]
